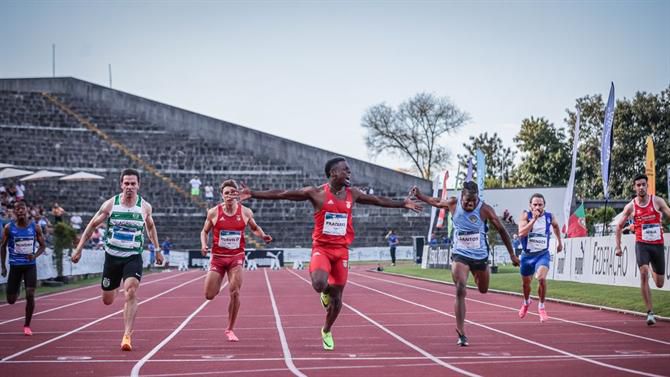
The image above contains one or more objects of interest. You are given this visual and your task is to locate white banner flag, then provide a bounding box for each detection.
[563,109,580,235]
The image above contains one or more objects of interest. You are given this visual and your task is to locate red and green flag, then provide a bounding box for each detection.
[567,203,587,238]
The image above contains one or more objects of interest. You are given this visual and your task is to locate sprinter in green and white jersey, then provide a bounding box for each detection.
[72,168,163,351]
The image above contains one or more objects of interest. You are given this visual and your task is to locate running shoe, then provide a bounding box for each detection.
[538,307,548,323]
[23,326,32,336]
[121,334,132,351]
[646,311,656,326]
[518,301,531,319]
[320,292,330,310]
[225,329,239,342]
[456,330,468,347]
[321,328,334,351]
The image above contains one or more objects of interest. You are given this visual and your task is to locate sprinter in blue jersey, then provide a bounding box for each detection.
[1,201,46,336]
[412,182,519,346]
[517,193,562,323]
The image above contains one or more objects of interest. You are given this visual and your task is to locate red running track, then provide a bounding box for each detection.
[0,266,668,377]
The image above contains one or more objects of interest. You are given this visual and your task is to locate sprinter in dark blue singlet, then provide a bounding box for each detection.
[1,201,46,336]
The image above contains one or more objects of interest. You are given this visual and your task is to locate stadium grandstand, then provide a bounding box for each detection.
[0,77,432,250]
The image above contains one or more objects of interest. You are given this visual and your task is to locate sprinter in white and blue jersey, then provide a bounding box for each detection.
[412,182,519,346]
[517,193,562,323]
[1,201,46,336]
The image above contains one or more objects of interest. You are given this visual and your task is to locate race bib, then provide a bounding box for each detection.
[218,230,242,249]
[641,224,662,242]
[528,232,548,251]
[14,238,34,255]
[110,227,141,248]
[456,231,480,249]
[323,212,348,236]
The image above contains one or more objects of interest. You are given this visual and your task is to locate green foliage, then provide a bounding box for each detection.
[361,93,469,179]
[564,85,670,199]
[585,206,616,236]
[512,117,570,186]
[384,264,670,316]
[53,222,76,277]
[458,132,516,187]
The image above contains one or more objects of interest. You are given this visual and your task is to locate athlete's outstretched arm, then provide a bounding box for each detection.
[482,204,520,266]
[71,199,113,263]
[239,183,318,204]
[615,202,634,256]
[353,187,423,213]
[200,207,216,256]
[410,186,454,210]
[143,202,164,265]
[0,225,9,277]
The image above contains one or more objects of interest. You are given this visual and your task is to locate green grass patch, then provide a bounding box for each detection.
[382,263,670,317]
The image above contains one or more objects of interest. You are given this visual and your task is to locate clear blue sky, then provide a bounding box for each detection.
[2,0,668,178]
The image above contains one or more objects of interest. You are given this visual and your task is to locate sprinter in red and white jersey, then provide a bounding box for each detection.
[200,179,272,342]
[615,173,670,325]
[239,157,422,350]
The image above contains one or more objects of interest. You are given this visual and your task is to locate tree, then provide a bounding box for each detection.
[53,222,76,279]
[458,132,516,188]
[565,85,670,199]
[361,93,469,179]
[512,117,569,187]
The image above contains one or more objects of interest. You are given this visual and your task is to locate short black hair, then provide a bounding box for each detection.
[14,200,26,208]
[633,173,648,183]
[462,181,479,196]
[324,157,346,178]
[120,168,141,184]
[529,193,545,204]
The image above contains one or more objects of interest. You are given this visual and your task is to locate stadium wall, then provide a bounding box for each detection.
[0,77,431,193]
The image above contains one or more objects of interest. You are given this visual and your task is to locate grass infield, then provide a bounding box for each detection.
[381,262,670,317]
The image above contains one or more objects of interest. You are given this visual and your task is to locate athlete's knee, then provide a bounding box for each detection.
[125,286,138,300]
[654,277,665,288]
[478,285,488,294]
[25,288,36,300]
[311,279,328,293]
[205,289,218,300]
[102,296,115,305]
[229,287,240,301]
[455,281,467,297]
[6,295,18,305]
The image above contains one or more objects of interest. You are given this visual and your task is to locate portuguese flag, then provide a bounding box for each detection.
[567,203,588,238]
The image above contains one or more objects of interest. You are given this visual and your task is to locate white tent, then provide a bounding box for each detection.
[59,172,105,181]
[0,163,14,169]
[20,170,66,181]
[0,168,34,179]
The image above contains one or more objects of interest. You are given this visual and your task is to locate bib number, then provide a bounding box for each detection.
[14,238,34,255]
[528,232,548,251]
[456,232,480,249]
[218,230,242,249]
[110,227,140,248]
[641,224,661,242]
[323,212,348,236]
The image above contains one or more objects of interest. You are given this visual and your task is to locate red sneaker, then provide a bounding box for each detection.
[225,329,239,342]
[538,307,549,322]
[518,302,530,319]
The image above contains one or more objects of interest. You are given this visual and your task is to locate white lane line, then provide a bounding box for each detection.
[0,271,190,309]
[353,272,670,346]
[264,269,308,377]
[0,274,205,362]
[130,281,228,377]
[287,269,481,377]
[3,352,670,363]
[346,276,665,377]
[0,271,192,325]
